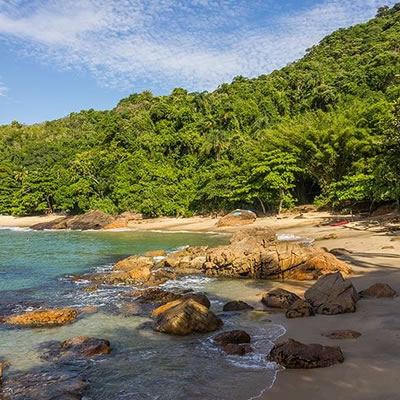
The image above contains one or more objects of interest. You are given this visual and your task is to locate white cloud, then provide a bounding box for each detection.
[0,0,397,92]
[0,78,7,96]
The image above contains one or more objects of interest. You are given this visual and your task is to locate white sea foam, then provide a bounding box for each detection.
[0,226,32,232]
[160,275,215,291]
[277,233,314,246]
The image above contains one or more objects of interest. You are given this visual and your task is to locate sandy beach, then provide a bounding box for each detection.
[1,211,399,399]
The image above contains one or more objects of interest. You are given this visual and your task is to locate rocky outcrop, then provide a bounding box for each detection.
[204,228,352,280]
[321,330,361,339]
[285,299,314,318]
[216,209,257,228]
[40,336,111,361]
[2,368,87,400]
[2,308,78,328]
[103,212,142,230]
[144,250,167,257]
[267,338,344,368]
[159,246,208,275]
[222,301,254,312]
[31,210,114,231]
[304,272,359,315]
[152,298,222,335]
[261,288,300,309]
[359,283,397,298]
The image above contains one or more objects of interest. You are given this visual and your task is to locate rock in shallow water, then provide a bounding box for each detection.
[214,330,251,346]
[2,368,87,400]
[1,308,78,328]
[223,343,254,356]
[267,338,344,368]
[152,298,222,335]
[222,300,254,312]
[304,272,359,315]
[40,336,112,361]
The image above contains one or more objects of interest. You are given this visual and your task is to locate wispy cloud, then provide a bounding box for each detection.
[0,0,397,92]
[0,77,7,96]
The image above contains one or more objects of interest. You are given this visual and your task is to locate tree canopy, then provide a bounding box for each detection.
[1,5,400,216]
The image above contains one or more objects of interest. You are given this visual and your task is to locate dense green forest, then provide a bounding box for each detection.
[1,5,400,217]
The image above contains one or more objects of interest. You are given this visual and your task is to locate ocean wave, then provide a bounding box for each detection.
[0,226,33,232]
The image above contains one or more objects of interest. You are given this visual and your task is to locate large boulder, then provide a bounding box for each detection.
[1,308,78,328]
[204,228,352,281]
[216,209,257,228]
[31,210,115,231]
[114,255,154,272]
[304,272,359,315]
[261,288,300,309]
[40,336,111,361]
[359,283,397,298]
[267,339,344,368]
[152,298,222,335]
[128,288,182,304]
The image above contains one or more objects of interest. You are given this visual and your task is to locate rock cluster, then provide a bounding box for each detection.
[214,330,253,356]
[204,227,352,280]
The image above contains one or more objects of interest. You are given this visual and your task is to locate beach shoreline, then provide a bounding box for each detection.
[1,211,400,399]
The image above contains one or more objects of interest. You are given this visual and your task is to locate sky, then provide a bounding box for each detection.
[0,0,397,125]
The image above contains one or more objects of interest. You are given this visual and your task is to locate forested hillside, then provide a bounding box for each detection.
[1,4,400,217]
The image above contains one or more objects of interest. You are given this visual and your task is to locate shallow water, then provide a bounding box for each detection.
[0,229,285,400]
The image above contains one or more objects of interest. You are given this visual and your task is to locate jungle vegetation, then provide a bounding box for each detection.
[1,4,399,216]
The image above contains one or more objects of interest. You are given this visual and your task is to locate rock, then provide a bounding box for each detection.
[223,301,254,312]
[214,330,251,346]
[114,255,154,272]
[261,288,300,309]
[129,288,181,304]
[216,209,257,228]
[267,338,344,368]
[382,245,394,249]
[40,336,111,361]
[79,306,98,314]
[2,368,87,400]
[315,233,338,241]
[223,343,253,356]
[144,250,167,257]
[32,210,115,231]
[359,283,397,298]
[204,228,352,281]
[183,293,211,308]
[2,308,78,328]
[152,293,211,317]
[103,212,142,230]
[153,298,222,335]
[82,284,99,292]
[229,227,276,248]
[321,330,361,339]
[390,237,400,242]
[0,360,9,386]
[304,272,359,315]
[160,246,208,275]
[285,299,314,318]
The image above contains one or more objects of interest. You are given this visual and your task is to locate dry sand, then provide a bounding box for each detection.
[1,211,400,399]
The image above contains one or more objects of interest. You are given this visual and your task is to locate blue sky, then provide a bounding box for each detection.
[0,0,397,125]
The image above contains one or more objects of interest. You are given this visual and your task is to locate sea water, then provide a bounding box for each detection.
[0,229,285,400]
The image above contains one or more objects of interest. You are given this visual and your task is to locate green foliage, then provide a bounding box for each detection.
[0,5,400,216]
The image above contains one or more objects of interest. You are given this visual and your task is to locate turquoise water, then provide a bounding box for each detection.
[0,229,284,400]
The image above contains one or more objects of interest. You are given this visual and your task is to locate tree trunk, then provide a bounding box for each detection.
[278,189,283,215]
[258,197,266,215]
